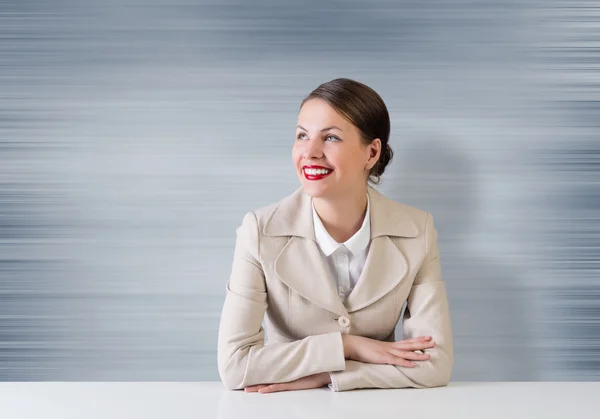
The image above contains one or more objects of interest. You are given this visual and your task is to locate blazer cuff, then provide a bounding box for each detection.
[328,360,414,392]
[328,372,340,391]
[329,361,359,392]
[328,332,347,373]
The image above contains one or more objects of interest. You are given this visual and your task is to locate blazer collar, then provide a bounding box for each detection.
[312,194,370,257]
[263,185,419,240]
[268,185,419,316]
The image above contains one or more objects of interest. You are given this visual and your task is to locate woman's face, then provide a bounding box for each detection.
[292,99,380,199]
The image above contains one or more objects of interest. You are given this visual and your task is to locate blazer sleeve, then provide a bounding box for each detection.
[217,211,347,390]
[328,212,454,391]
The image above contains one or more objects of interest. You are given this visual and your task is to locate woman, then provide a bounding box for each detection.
[217,78,454,393]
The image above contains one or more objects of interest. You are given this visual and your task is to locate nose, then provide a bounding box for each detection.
[302,138,324,160]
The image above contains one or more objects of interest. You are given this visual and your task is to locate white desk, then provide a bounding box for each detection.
[1,382,599,419]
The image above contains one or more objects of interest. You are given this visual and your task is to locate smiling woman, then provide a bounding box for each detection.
[217,78,454,393]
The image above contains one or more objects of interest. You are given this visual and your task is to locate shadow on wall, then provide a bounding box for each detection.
[382,130,538,381]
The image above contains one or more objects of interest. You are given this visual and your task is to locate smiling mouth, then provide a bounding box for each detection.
[303,166,333,180]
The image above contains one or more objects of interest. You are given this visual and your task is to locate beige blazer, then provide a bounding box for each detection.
[217,186,454,392]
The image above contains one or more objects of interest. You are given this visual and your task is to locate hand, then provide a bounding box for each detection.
[244,372,331,394]
[342,334,435,367]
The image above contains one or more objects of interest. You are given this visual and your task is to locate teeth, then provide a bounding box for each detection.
[305,168,331,175]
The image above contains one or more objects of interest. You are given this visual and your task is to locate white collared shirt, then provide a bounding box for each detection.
[312,195,371,302]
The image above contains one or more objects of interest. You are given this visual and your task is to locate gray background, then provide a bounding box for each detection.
[1,0,598,381]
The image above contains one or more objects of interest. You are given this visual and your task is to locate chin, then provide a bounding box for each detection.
[297,170,340,198]
[299,181,333,199]
[301,188,325,198]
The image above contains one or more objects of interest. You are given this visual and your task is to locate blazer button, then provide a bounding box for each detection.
[338,316,350,327]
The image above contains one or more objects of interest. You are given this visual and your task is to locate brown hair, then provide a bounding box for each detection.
[300,78,394,185]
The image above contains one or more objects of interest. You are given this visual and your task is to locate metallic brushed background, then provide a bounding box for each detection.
[1,0,598,381]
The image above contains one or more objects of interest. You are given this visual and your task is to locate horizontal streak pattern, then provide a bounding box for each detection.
[0,0,598,380]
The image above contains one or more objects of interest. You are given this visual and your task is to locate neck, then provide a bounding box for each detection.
[313,187,369,243]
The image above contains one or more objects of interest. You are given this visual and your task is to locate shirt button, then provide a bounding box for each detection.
[338,316,350,327]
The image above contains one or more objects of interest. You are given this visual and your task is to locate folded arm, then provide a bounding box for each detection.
[217,212,346,390]
[329,213,454,391]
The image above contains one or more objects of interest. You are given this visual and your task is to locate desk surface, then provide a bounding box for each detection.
[1,382,599,419]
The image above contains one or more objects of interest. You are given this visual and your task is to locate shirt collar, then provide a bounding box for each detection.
[312,194,371,257]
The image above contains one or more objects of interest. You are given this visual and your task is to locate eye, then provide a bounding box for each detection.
[325,135,340,142]
[296,132,308,140]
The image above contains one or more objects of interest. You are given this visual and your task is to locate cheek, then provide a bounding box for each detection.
[330,149,364,174]
[291,144,302,163]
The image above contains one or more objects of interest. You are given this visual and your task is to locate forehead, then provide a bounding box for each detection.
[297,99,351,131]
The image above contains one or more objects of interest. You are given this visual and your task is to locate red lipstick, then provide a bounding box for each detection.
[302,165,333,181]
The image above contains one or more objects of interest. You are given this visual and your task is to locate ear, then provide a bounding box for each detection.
[365,138,382,170]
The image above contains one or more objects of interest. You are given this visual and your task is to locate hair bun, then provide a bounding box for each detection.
[371,143,394,183]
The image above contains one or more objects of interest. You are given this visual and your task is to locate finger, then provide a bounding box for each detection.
[259,384,287,394]
[391,339,433,350]
[391,357,417,368]
[389,348,431,361]
[402,336,432,343]
[394,340,436,351]
[381,353,417,367]
[245,385,269,392]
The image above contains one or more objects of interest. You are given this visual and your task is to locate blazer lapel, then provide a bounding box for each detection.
[345,187,420,313]
[263,185,420,316]
[265,187,348,317]
[274,236,348,317]
[344,235,408,313]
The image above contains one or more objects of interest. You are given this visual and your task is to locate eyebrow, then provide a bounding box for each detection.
[296,125,343,132]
